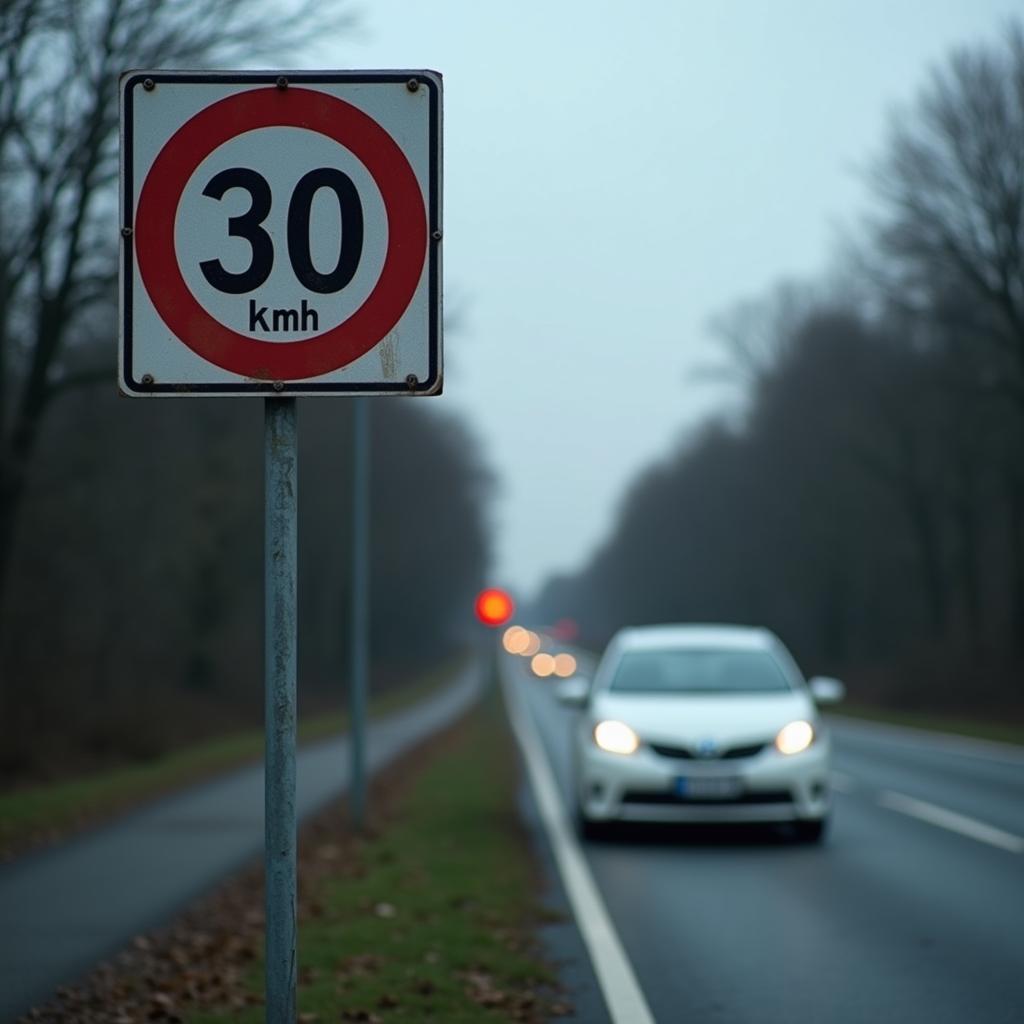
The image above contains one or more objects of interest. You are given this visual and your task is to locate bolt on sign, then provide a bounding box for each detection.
[119,71,442,396]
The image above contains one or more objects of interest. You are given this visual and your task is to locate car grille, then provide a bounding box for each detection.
[648,741,767,761]
[622,790,793,806]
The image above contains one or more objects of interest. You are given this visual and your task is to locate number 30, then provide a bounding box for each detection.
[199,166,364,295]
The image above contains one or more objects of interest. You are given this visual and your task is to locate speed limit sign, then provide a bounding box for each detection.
[119,71,442,396]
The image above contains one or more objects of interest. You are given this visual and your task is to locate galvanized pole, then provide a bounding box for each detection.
[349,397,370,830]
[264,397,298,1024]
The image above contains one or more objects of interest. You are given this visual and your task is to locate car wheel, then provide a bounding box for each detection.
[575,804,609,841]
[793,817,828,843]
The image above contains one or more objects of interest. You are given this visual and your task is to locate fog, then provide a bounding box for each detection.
[342,0,1022,597]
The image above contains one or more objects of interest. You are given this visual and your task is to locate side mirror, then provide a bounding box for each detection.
[555,676,591,708]
[809,676,845,705]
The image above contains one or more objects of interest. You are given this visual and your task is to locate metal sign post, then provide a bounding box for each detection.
[349,398,370,830]
[119,70,442,1022]
[264,397,298,1020]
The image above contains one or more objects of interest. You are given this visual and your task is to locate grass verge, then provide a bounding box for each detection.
[828,703,1024,747]
[26,696,567,1023]
[0,656,464,860]
[194,698,560,1023]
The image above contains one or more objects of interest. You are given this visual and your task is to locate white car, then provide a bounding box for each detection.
[557,624,844,842]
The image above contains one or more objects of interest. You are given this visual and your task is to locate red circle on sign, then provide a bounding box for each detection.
[135,87,427,380]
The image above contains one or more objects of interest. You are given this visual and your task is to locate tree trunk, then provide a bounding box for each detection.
[906,482,948,637]
[952,460,983,658]
[1007,470,1024,656]
[0,403,44,610]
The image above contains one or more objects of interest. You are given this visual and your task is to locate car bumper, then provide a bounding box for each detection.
[576,738,831,824]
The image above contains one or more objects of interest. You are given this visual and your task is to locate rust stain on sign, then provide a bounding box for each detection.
[378,332,398,380]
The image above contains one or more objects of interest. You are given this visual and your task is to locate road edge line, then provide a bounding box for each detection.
[877,790,1024,854]
[501,672,656,1024]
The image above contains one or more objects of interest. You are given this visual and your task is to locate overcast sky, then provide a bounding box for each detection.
[324,1,1021,601]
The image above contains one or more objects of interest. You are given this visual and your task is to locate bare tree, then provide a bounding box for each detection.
[540,24,1024,712]
[705,281,817,391]
[870,21,1024,395]
[0,0,353,600]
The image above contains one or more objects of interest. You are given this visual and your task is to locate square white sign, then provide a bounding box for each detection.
[119,71,442,396]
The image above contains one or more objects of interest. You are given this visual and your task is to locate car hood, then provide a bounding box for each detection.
[590,690,817,747]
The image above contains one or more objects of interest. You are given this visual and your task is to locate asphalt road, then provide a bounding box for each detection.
[0,663,480,1022]
[511,654,1024,1024]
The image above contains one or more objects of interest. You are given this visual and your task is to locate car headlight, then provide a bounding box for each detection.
[593,720,640,755]
[775,720,815,755]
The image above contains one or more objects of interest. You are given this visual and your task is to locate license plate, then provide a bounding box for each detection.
[675,776,742,800]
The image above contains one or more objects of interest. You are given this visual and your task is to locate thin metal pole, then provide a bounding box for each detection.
[264,397,298,1024]
[349,397,370,830]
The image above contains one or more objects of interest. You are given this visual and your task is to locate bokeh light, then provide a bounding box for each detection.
[522,631,542,657]
[475,588,515,627]
[531,652,556,677]
[503,625,530,654]
[553,652,577,678]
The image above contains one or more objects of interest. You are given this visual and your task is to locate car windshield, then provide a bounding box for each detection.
[608,648,793,694]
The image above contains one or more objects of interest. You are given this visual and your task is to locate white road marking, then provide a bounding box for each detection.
[502,672,656,1024]
[877,791,1024,854]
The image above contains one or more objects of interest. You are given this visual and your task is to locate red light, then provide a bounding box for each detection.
[550,617,579,642]
[475,588,515,627]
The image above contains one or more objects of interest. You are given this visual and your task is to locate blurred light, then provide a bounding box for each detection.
[550,618,580,642]
[531,652,556,677]
[553,653,577,678]
[594,720,639,756]
[522,631,542,657]
[475,588,515,628]
[775,720,814,755]
[503,625,529,654]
